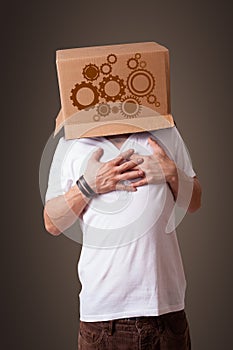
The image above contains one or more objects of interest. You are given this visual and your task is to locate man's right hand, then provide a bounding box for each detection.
[83,148,145,194]
[44,149,145,236]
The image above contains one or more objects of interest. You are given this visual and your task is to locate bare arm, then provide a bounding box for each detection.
[167,171,202,213]
[43,148,144,236]
[43,185,91,236]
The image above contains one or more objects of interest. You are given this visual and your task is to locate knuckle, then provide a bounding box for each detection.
[114,156,123,164]
[111,168,118,176]
[113,174,119,182]
[122,162,130,171]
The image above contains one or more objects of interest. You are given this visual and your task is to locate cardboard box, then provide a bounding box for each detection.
[55,41,174,139]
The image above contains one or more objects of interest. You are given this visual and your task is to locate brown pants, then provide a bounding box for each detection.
[78,309,191,349]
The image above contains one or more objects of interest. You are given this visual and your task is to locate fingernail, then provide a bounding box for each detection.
[137,158,143,163]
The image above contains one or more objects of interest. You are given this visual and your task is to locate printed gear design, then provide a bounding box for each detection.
[85,105,96,111]
[127,69,155,97]
[127,57,139,70]
[119,95,142,118]
[107,54,117,64]
[93,115,100,121]
[96,102,111,116]
[99,75,126,102]
[70,81,99,110]
[135,53,141,60]
[100,63,112,75]
[140,61,147,68]
[147,94,157,104]
[112,106,119,114]
[82,64,100,81]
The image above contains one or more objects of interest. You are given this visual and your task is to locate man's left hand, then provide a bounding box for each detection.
[129,136,177,187]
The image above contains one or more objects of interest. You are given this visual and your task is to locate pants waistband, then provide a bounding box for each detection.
[118,316,157,322]
[80,310,185,336]
[116,310,185,323]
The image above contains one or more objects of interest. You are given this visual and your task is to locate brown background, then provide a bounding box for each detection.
[2,0,233,349]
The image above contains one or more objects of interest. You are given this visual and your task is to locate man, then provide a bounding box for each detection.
[43,125,202,349]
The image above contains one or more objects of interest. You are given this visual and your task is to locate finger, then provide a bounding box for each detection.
[120,148,135,159]
[116,169,144,182]
[91,147,104,161]
[148,136,158,144]
[115,182,137,192]
[124,167,144,174]
[130,178,148,187]
[117,158,144,172]
[112,149,135,166]
[148,137,165,155]
[125,166,140,171]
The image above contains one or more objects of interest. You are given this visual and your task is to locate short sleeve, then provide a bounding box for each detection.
[172,127,197,178]
[45,137,75,203]
[150,126,197,178]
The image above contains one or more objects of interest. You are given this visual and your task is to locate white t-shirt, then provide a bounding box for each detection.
[45,126,196,321]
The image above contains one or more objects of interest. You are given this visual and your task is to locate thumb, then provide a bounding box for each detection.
[148,136,165,157]
[91,147,104,161]
[148,136,158,150]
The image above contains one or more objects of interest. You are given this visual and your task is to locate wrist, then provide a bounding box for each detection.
[165,161,178,184]
[76,175,98,199]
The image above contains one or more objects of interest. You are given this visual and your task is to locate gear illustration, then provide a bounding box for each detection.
[82,63,100,81]
[100,63,112,75]
[135,53,141,60]
[85,104,96,111]
[147,94,157,104]
[93,114,100,121]
[119,95,142,118]
[140,61,147,68]
[99,75,126,102]
[127,69,155,97]
[127,57,139,70]
[96,102,111,116]
[70,81,99,110]
[112,106,119,114]
[107,54,117,64]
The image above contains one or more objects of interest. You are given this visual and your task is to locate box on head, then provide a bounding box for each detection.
[54,41,174,139]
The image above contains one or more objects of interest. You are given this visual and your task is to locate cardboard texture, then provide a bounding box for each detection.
[55,41,174,139]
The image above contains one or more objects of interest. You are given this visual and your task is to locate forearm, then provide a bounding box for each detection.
[43,148,145,236]
[167,167,202,213]
[43,185,91,236]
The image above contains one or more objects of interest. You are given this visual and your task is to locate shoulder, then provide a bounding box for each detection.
[134,127,185,160]
[55,136,101,154]
[149,126,185,149]
[132,126,180,141]
[151,126,181,140]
